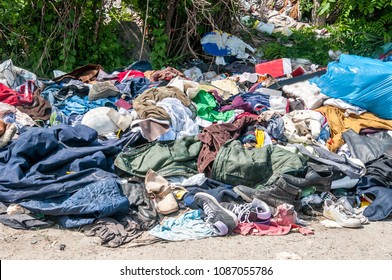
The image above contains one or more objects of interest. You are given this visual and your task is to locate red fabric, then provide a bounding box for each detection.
[0,82,33,106]
[235,112,259,120]
[117,70,144,82]
[234,221,314,236]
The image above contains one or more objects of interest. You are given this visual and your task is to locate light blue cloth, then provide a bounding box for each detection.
[40,83,62,106]
[58,95,116,116]
[41,83,116,116]
[149,209,216,241]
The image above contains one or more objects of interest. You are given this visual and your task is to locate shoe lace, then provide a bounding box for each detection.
[202,202,215,223]
[335,204,352,220]
[230,203,253,223]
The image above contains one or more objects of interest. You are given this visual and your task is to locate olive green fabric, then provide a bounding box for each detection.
[114,136,201,178]
[211,140,306,188]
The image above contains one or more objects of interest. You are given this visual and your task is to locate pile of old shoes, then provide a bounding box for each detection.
[323,197,368,228]
[233,175,302,212]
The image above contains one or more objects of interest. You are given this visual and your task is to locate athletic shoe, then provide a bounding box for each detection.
[335,197,369,224]
[221,198,272,225]
[194,192,238,236]
[323,199,361,228]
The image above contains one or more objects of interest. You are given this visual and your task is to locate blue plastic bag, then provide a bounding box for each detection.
[311,54,392,119]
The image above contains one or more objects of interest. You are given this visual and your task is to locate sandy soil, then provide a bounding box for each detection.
[1,217,392,260]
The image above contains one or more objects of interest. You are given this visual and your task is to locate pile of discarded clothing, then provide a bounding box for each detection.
[0,53,391,247]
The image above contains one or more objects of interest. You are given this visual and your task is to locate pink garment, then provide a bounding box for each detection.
[274,203,297,226]
[234,221,314,236]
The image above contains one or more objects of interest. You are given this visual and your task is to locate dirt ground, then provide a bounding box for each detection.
[1,216,392,260]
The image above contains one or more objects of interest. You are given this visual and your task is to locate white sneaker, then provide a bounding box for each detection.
[335,197,369,224]
[323,199,361,228]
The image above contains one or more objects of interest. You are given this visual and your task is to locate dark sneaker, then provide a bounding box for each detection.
[221,198,272,225]
[194,193,238,236]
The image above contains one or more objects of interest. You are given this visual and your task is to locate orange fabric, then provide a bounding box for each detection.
[0,120,6,136]
[316,105,392,152]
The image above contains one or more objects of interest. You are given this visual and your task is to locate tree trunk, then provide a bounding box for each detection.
[312,0,326,26]
[165,0,177,37]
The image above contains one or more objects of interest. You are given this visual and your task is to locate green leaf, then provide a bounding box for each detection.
[318,2,330,15]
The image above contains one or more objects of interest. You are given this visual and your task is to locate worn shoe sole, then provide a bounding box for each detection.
[323,212,361,228]
[233,185,255,203]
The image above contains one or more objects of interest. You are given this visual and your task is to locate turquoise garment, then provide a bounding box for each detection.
[193,90,234,122]
[149,209,216,241]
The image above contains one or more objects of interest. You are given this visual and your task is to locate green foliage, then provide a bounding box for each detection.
[150,21,169,69]
[260,29,341,65]
[265,0,392,64]
[317,0,392,46]
[0,0,133,77]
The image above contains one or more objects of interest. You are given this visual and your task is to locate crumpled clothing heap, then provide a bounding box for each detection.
[0,124,122,203]
[282,110,326,144]
[133,86,191,120]
[316,105,392,152]
[193,90,235,123]
[0,59,43,89]
[201,30,256,65]
[149,67,185,82]
[283,81,327,110]
[156,98,199,141]
[258,111,287,142]
[197,115,257,175]
[16,86,52,121]
[0,101,36,129]
[19,177,129,228]
[52,64,102,83]
[0,82,34,106]
[82,216,145,248]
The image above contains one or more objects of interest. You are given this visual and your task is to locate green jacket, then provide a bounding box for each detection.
[115,136,202,178]
[211,140,307,188]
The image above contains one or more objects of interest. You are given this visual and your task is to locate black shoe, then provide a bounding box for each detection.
[282,169,333,192]
[121,181,158,229]
[254,176,301,212]
[194,193,238,236]
[233,185,256,203]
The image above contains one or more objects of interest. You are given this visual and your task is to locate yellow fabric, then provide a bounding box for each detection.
[174,189,187,200]
[316,105,392,152]
[255,129,265,148]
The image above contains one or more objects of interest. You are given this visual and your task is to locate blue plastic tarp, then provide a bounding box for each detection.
[311,54,392,119]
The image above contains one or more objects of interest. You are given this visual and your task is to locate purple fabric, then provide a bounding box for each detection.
[220,96,253,112]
